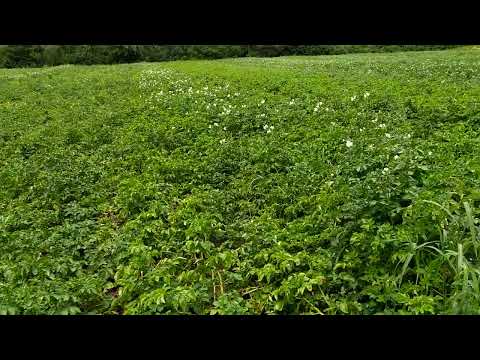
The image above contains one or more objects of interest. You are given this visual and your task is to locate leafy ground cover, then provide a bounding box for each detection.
[1,47,480,314]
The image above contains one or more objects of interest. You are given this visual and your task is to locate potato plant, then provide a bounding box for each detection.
[1,47,480,314]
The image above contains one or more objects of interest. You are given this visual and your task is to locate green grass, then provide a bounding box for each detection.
[1,47,480,314]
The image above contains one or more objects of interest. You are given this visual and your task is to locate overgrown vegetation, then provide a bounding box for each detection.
[0,45,459,68]
[1,47,479,314]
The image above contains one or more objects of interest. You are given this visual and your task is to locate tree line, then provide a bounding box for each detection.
[0,45,459,68]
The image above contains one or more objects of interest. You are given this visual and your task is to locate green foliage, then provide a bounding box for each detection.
[1,47,480,314]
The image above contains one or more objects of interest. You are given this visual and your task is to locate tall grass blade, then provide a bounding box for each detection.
[464,202,478,257]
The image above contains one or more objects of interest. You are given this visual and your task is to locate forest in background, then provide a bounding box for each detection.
[0,45,459,68]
